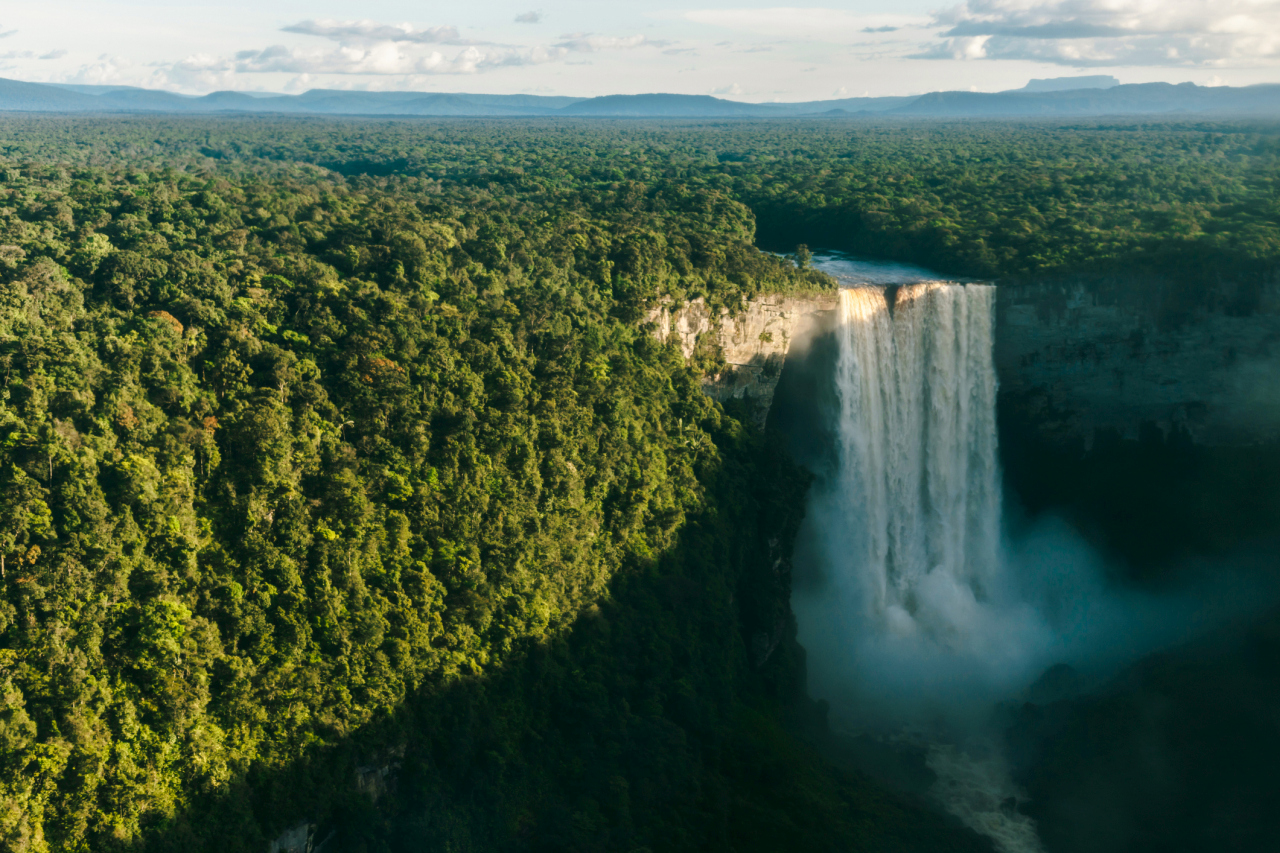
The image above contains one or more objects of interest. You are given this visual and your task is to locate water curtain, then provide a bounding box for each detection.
[835,284,1001,635]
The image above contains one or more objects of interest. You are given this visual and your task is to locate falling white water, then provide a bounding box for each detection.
[832,283,1043,853]
[835,284,1001,638]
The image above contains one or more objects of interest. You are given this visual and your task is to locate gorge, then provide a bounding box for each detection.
[651,252,1280,852]
[4,115,1280,853]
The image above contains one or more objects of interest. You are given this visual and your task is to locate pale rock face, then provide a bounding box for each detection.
[647,294,837,425]
[647,297,718,361]
[647,275,1280,449]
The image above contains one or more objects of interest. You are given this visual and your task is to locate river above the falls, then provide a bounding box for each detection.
[808,250,948,286]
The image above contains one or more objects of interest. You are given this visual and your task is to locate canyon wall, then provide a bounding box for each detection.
[995,276,1280,449]
[670,274,1280,567]
[647,293,837,425]
[659,277,1280,452]
[993,274,1280,567]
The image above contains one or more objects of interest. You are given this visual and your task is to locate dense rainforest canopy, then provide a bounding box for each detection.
[0,114,1277,853]
[3,113,1280,285]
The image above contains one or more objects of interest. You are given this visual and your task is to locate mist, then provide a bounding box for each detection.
[795,505,1275,734]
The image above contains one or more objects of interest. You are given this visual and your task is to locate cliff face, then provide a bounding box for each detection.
[656,279,1280,566]
[995,277,1280,449]
[663,278,1280,449]
[994,274,1280,568]
[648,293,838,424]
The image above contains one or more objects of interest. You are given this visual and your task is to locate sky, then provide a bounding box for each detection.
[3,1,1280,100]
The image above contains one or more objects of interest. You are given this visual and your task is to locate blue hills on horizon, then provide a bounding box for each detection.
[2,75,1279,118]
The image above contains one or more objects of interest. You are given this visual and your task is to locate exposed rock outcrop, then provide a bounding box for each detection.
[658,276,1280,447]
[647,293,837,424]
[268,822,314,853]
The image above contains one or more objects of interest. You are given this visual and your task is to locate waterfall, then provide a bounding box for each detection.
[829,283,1045,853]
[834,283,1001,640]
[809,273,1268,853]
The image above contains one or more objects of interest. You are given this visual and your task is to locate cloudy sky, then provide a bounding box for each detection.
[3,0,1280,99]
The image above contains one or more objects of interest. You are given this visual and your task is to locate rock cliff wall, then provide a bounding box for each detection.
[995,276,1280,449]
[994,274,1280,567]
[647,293,838,424]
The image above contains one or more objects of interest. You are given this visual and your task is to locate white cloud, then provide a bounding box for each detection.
[202,20,668,80]
[916,35,994,60]
[684,8,927,39]
[59,53,237,92]
[553,34,669,52]
[0,48,69,61]
[67,55,169,88]
[233,43,520,76]
[713,82,745,95]
[515,12,542,24]
[165,53,241,90]
[281,20,472,46]
[920,0,1280,66]
[283,73,314,93]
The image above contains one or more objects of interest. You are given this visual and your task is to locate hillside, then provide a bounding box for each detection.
[0,114,1007,853]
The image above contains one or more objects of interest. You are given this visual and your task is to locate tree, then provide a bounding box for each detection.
[794,244,812,269]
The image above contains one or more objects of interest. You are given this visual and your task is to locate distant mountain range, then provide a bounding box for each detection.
[2,76,1279,118]
[1018,75,1119,93]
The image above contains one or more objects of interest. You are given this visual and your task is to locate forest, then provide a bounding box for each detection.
[0,114,1278,852]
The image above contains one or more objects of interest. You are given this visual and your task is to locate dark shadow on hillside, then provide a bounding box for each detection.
[763,278,1280,853]
[1006,603,1280,853]
[128,431,993,853]
[1000,405,1280,579]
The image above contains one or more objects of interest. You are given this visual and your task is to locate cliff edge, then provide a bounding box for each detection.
[647,293,838,425]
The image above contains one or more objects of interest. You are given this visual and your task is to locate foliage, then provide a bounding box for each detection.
[726,119,1280,283]
[0,120,973,853]
[7,114,1279,288]
[3,112,1274,851]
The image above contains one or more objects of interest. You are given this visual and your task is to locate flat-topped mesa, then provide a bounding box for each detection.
[646,293,839,425]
